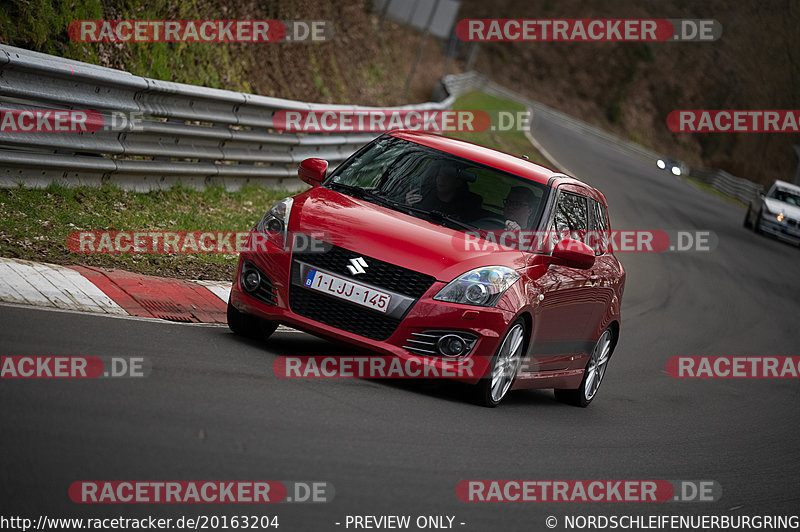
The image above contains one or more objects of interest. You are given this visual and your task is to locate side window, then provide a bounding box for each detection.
[552,191,589,233]
[589,199,609,255]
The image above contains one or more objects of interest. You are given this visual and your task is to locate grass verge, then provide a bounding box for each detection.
[0,184,294,280]
[447,91,549,167]
[0,91,554,282]
[680,175,747,208]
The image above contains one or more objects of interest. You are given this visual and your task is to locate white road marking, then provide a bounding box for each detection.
[0,261,34,305]
[191,279,231,303]
[0,258,126,314]
[524,108,577,176]
[0,259,305,333]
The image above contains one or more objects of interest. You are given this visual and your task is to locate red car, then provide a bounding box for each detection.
[228,131,625,407]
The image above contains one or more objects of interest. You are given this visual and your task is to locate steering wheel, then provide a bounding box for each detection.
[473,216,507,230]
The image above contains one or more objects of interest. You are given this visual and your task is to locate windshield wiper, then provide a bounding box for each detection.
[426,210,478,231]
[327,181,368,198]
[328,182,414,214]
[392,201,477,231]
[368,195,478,231]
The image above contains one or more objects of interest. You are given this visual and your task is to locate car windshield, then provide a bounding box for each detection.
[327,136,549,232]
[770,187,800,206]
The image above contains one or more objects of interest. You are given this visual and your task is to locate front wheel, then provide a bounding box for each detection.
[754,209,764,234]
[227,299,278,339]
[474,319,527,407]
[555,328,615,407]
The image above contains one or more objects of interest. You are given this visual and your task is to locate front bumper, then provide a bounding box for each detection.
[230,235,519,385]
[759,216,800,244]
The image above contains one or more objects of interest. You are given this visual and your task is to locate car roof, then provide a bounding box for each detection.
[389,130,558,186]
[388,130,607,204]
[773,179,800,193]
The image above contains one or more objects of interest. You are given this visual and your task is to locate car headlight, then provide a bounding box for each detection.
[433,266,520,307]
[256,197,293,248]
[671,166,681,176]
[657,159,666,169]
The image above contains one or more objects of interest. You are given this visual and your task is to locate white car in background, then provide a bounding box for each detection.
[744,179,800,245]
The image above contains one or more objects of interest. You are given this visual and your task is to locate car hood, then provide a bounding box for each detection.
[288,187,527,281]
[764,198,800,220]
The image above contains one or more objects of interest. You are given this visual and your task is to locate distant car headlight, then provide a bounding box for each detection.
[671,166,681,176]
[434,266,520,307]
[256,197,293,248]
[657,159,666,169]
[777,213,785,223]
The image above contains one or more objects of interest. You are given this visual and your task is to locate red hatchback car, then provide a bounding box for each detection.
[228,131,625,407]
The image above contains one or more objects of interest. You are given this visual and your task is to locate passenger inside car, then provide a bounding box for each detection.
[503,186,536,230]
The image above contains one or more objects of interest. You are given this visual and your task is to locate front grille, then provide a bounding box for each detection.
[403,331,478,357]
[293,239,435,298]
[241,261,277,306]
[289,284,401,340]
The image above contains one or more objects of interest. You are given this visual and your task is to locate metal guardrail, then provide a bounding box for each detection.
[0,43,764,203]
[688,168,763,204]
[0,45,468,191]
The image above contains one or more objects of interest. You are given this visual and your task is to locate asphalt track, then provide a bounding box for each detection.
[2,112,800,530]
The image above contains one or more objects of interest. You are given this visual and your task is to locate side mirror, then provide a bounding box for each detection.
[298,158,328,186]
[552,239,595,270]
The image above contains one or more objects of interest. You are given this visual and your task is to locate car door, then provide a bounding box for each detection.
[526,187,597,373]
[586,198,620,338]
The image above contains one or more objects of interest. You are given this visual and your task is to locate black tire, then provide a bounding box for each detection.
[743,207,752,229]
[473,318,527,408]
[227,299,278,339]
[754,209,763,234]
[555,328,615,408]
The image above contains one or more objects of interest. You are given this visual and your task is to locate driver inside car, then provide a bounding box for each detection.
[405,162,482,221]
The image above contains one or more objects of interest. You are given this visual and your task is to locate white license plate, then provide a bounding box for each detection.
[303,269,392,313]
